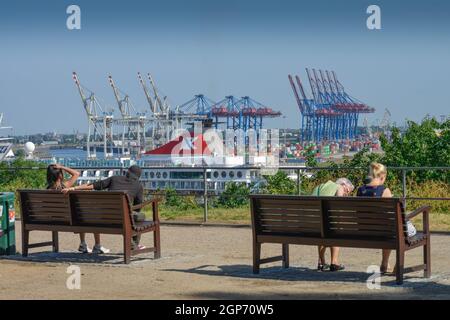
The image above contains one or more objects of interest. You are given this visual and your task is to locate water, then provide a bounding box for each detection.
[49,148,104,159]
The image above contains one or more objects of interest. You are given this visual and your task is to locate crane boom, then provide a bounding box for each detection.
[306,68,320,103]
[288,75,304,113]
[138,72,156,113]
[108,75,121,106]
[108,75,128,117]
[147,73,164,113]
[294,75,307,100]
[72,72,95,117]
[332,71,345,95]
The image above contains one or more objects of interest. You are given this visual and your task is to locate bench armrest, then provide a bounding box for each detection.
[406,206,431,220]
[406,205,431,235]
[132,199,160,223]
[131,199,159,211]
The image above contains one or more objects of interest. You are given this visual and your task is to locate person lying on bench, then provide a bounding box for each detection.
[63,165,146,251]
[47,164,110,254]
[312,178,355,272]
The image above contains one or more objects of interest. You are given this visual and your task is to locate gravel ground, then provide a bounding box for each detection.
[1,222,450,299]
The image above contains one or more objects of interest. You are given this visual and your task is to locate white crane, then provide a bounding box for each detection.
[138,72,156,114]
[108,75,147,155]
[72,72,114,159]
[380,108,391,132]
[137,72,174,148]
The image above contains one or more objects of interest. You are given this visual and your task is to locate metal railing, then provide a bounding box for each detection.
[1,165,449,222]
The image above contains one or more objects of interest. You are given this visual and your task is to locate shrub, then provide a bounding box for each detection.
[218,182,250,208]
[261,171,297,195]
[163,187,199,210]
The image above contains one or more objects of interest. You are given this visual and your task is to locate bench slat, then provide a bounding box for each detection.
[328,203,396,212]
[258,208,321,215]
[260,214,321,223]
[328,222,396,232]
[329,228,395,237]
[328,216,396,226]
[260,220,321,228]
[261,226,321,233]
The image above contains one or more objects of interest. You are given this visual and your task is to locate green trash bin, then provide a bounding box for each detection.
[0,192,16,255]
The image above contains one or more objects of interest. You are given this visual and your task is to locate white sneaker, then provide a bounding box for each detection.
[78,243,92,253]
[92,245,110,254]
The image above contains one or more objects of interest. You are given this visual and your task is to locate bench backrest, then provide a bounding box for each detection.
[19,190,72,225]
[250,195,405,243]
[18,190,133,230]
[68,191,130,228]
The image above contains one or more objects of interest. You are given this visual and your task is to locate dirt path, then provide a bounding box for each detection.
[1,222,450,299]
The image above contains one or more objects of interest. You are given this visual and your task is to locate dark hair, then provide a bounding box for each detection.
[46,165,63,189]
[126,165,142,179]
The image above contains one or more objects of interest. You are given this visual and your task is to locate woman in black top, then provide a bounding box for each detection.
[357,162,393,274]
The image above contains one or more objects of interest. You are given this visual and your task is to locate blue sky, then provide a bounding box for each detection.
[0,0,449,134]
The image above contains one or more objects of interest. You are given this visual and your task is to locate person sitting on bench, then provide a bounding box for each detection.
[312,178,354,271]
[63,165,146,250]
[46,164,110,254]
[357,162,395,274]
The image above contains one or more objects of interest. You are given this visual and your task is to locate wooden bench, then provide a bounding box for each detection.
[18,190,161,264]
[250,195,431,284]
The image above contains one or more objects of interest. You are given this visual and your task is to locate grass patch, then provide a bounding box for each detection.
[413,212,450,232]
[145,205,250,224]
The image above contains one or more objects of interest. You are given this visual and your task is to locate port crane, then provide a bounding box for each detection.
[72,72,114,159]
[109,75,147,155]
[289,68,375,143]
[138,72,173,148]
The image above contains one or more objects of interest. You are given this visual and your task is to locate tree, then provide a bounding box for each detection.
[380,117,450,182]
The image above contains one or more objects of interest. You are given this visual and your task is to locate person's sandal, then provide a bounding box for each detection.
[78,243,92,254]
[330,264,345,272]
[317,263,330,271]
[92,245,110,254]
[380,265,393,274]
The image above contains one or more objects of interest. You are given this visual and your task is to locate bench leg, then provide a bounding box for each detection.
[154,225,161,259]
[424,237,431,278]
[282,244,289,268]
[123,235,131,264]
[395,249,405,285]
[22,230,29,257]
[253,242,261,274]
[52,231,59,253]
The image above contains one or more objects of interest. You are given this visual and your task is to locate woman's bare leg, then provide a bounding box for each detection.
[79,233,86,243]
[318,246,326,265]
[381,249,392,272]
[94,233,101,246]
[330,247,340,265]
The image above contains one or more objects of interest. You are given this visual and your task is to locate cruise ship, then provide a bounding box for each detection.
[41,132,281,193]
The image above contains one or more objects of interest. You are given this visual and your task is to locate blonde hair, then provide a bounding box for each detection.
[369,162,387,179]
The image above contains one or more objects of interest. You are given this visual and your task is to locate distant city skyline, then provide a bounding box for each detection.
[1,0,449,135]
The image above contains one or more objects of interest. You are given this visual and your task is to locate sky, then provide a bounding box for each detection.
[0,0,449,135]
